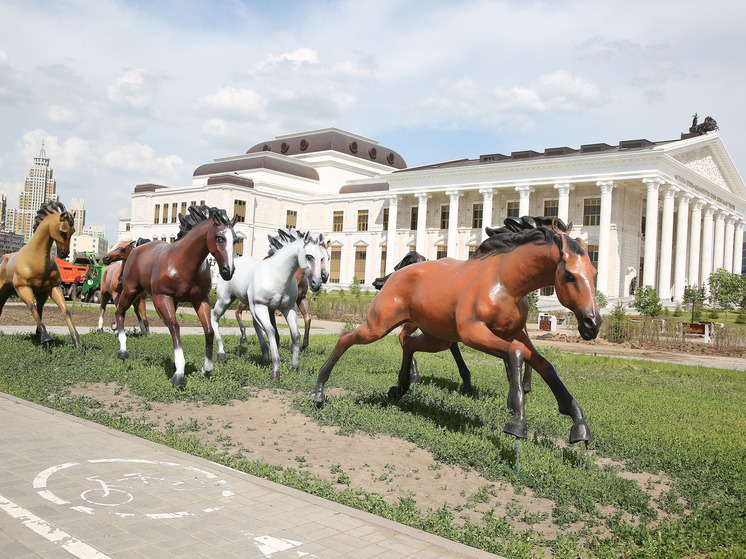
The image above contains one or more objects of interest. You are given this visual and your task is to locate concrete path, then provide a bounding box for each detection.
[0,392,500,559]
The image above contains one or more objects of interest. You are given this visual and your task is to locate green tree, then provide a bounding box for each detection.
[683,283,706,322]
[595,289,608,309]
[526,290,539,314]
[631,285,662,317]
[708,269,740,321]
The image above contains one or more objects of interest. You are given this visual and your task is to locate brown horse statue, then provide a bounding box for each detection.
[0,201,81,349]
[115,205,237,387]
[98,238,151,335]
[311,216,601,444]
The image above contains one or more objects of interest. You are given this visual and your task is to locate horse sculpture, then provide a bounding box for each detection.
[312,216,601,444]
[0,201,81,349]
[98,238,151,335]
[115,205,236,387]
[211,228,328,379]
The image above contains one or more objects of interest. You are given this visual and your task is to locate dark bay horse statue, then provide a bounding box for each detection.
[312,216,601,444]
[99,238,151,335]
[0,201,81,349]
[115,206,236,387]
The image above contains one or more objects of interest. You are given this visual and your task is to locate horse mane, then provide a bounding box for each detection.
[176,205,232,240]
[33,201,72,232]
[471,215,582,259]
[266,228,309,258]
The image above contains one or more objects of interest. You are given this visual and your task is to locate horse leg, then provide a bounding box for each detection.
[114,286,141,360]
[514,330,590,443]
[211,294,234,362]
[282,304,301,370]
[449,342,474,395]
[132,294,149,337]
[252,304,281,380]
[49,285,81,349]
[152,295,187,387]
[15,286,52,344]
[390,332,451,399]
[194,298,215,377]
[251,306,271,363]
[97,291,110,330]
[235,302,248,344]
[398,323,421,385]
[312,317,399,403]
[298,297,311,350]
[459,322,527,439]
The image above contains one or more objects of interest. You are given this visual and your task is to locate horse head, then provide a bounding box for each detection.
[103,240,136,265]
[204,207,236,281]
[553,234,601,340]
[50,209,75,259]
[318,234,331,283]
[299,232,326,293]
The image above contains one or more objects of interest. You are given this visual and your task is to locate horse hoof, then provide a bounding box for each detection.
[503,418,528,439]
[387,385,406,399]
[270,371,280,381]
[310,390,326,405]
[216,352,227,362]
[459,384,474,396]
[117,350,129,360]
[239,336,248,345]
[569,421,592,444]
[171,375,186,388]
[40,334,53,344]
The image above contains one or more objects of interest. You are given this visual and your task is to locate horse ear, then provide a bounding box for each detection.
[318,232,325,245]
[303,231,312,245]
[231,214,239,226]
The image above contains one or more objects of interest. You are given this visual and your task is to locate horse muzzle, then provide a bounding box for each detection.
[577,312,602,340]
[102,255,113,265]
[58,250,70,259]
[219,264,234,281]
[309,277,323,293]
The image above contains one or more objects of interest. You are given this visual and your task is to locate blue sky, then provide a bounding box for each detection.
[1,0,744,242]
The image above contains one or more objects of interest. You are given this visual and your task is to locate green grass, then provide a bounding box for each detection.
[0,331,743,558]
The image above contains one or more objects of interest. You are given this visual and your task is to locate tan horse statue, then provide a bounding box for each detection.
[0,201,81,348]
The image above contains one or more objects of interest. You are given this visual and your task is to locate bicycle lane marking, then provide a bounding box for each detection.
[0,492,111,559]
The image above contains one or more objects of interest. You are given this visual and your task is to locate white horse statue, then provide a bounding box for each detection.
[211,228,329,379]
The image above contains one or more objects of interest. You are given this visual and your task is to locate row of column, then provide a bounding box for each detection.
[385,181,745,301]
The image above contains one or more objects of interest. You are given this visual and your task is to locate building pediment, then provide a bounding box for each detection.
[672,145,728,190]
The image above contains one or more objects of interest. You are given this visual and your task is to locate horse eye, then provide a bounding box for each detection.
[306,254,315,262]
[566,271,575,282]
[216,235,225,244]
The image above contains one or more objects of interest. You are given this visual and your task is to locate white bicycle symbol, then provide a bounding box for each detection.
[80,472,175,507]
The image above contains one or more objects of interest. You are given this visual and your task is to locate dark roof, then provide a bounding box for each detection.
[207,174,254,188]
[193,154,319,181]
[247,129,406,169]
[339,181,390,194]
[134,183,168,193]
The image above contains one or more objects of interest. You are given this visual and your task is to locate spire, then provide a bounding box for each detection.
[39,140,47,159]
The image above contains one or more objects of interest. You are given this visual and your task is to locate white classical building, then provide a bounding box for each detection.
[119,127,746,304]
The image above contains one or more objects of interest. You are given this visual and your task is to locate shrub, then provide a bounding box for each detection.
[601,303,631,344]
[631,285,662,317]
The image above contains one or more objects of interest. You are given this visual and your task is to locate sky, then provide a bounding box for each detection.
[1,0,745,243]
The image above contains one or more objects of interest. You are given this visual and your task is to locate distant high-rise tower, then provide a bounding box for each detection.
[70,198,86,233]
[0,192,6,230]
[17,142,59,241]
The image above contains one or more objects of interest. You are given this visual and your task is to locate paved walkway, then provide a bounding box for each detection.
[0,392,500,559]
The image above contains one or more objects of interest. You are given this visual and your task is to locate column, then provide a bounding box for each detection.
[641,177,662,288]
[445,190,463,257]
[673,193,693,301]
[414,193,430,255]
[688,199,704,287]
[713,211,725,270]
[734,221,745,274]
[515,185,534,217]
[478,188,495,241]
[657,185,678,300]
[723,216,735,273]
[595,180,616,297]
[700,205,714,284]
[554,183,574,225]
[384,195,399,273]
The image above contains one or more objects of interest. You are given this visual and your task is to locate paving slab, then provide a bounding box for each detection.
[0,392,501,559]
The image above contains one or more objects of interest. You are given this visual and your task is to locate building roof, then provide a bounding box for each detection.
[193,153,319,181]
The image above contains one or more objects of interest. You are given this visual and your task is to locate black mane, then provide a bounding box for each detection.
[33,201,73,232]
[266,227,311,258]
[176,205,232,240]
[471,215,581,259]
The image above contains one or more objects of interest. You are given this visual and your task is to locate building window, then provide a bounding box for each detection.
[382,208,389,231]
[181,202,187,216]
[468,246,476,258]
[507,202,520,218]
[154,204,160,224]
[162,204,168,224]
[199,200,205,206]
[440,205,449,230]
[410,207,418,230]
[641,214,646,237]
[544,199,558,218]
[234,237,244,257]
[329,247,341,283]
[190,200,196,207]
[357,209,369,232]
[125,223,131,231]
[380,248,387,277]
[286,210,297,229]
[170,203,177,223]
[541,286,555,296]
[333,211,344,232]
[587,244,599,269]
[233,199,246,223]
[436,246,447,259]
[354,247,367,283]
[472,203,483,229]
[583,198,601,226]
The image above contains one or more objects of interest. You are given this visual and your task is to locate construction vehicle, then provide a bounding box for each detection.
[54,252,106,303]
[54,258,89,301]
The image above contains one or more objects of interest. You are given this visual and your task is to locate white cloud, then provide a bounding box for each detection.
[102,142,185,179]
[46,104,78,125]
[106,69,157,111]
[193,87,266,119]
